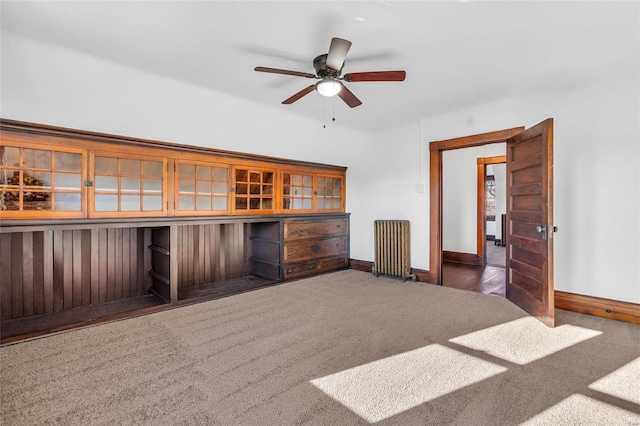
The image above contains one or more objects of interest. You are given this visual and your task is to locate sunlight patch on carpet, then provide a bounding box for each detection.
[519,394,640,425]
[589,357,640,404]
[449,317,601,365]
[310,344,507,423]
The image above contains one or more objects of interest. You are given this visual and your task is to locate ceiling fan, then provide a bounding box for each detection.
[254,37,406,108]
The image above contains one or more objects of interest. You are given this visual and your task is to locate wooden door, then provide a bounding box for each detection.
[506,118,554,327]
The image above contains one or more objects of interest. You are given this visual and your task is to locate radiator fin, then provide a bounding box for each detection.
[373,220,416,281]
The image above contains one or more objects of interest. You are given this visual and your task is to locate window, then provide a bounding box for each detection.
[93,154,164,213]
[0,145,83,213]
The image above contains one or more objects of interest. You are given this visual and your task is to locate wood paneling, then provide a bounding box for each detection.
[176,223,249,291]
[1,227,151,320]
[442,251,483,266]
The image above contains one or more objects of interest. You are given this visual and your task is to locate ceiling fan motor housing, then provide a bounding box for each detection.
[313,54,342,78]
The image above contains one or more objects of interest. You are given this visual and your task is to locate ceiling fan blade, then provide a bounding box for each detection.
[343,70,406,82]
[337,85,362,108]
[326,37,352,71]
[282,85,316,104]
[255,67,317,79]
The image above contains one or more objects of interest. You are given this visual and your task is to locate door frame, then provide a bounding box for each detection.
[477,155,506,266]
[429,126,524,285]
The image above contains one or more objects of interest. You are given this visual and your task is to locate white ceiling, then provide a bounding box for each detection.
[2,1,638,132]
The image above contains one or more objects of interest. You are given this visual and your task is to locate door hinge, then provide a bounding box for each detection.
[85,181,94,187]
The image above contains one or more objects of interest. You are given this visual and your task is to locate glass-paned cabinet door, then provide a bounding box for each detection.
[0,143,85,218]
[233,167,274,212]
[282,172,313,211]
[316,175,343,211]
[91,152,166,216]
[176,161,229,215]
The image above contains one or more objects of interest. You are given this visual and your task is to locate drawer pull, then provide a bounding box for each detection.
[322,262,328,267]
[287,268,293,273]
[309,265,316,270]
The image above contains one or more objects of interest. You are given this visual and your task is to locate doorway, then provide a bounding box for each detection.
[429,120,555,326]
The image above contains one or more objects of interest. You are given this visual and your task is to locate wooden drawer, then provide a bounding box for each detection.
[284,218,348,241]
[284,256,348,280]
[284,236,347,262]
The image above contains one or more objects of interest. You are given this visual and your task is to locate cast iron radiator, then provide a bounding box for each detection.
[373,220,416,281]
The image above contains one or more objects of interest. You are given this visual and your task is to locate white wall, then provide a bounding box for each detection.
[442,144,505,253]
[0,33,365,166]
[493,164,506,241]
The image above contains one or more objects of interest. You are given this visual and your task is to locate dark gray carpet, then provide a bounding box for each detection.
[2,270,639,425]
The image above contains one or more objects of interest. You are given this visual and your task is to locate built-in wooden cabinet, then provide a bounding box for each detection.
[283,217,349,280]
[0,120,350,342]
[0,120,345,219]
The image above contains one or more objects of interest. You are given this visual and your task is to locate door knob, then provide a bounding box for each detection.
[536,225,547,241]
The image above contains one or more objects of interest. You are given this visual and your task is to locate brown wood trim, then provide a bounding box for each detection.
[350,259,430,282]
[555,291,640,325]
[0,118,347,171]
[443,251,483,266]
[429,129,522,286]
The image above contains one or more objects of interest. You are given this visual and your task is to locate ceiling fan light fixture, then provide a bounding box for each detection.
[316,79,342,97]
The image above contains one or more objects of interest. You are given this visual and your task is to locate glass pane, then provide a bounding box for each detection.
[235,197,247,209]
[54,173,81,190]
[1,147,20,167]
[326,188,333,196]
[293,199,302,209]
[303,175,312,186]
[213,182,227,195]
[143,195,162,211]
[143,161,163,177]
[317,188,325,196]
[283,174,291,185]
[317,177,325,187]
[263,172,273,183]
[303,188,312,197]
[213,167,227,181]
[262,185,272,195]
[121,159,140,176]
[121,195,141,211]
[213,197,227,210]
[303,199,312,210]
[197,181,212,195]
[95,176,118,192]
[333,178,341,189]
[95,194,118,211]
[283,186,291,195]
[179,180,195,194]
[249,184,260,194]
[95,157,118,175]
[1,170,20,186]
[54,193,81,211]
[235,183,247,194]
[1,191,19,210]
[317,199,325,209]
[333,199,341,209]
[55,152,82,171]
[143,178,162,194]
[23,149,51,169]
[262,198,272,209]
[179,196,195,210]
[197,196,211,210]
[283,199,291,209]
[23,195,51,211]
[249,198,260,209]
[235,169,248,182]
[292,175,302,185]
[121,177,140,193]
[249,171,261,183]
[179,164,196,179]
[24,171,51,189]
[197,166,212,180]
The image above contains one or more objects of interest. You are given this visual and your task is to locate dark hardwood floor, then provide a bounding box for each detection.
[442,262,506,297]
